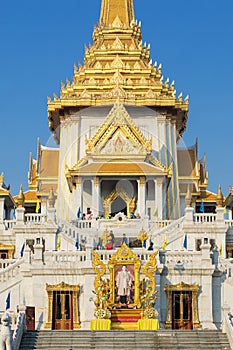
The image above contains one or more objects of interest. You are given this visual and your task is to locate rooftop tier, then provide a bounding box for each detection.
[48,0,188,143]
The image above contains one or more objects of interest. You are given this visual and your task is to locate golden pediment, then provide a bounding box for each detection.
[85,103,152,156]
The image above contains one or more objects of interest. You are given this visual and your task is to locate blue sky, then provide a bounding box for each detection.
[0,0,232,195]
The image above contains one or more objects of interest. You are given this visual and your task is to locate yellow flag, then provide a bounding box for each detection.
[162,236,167,250]
[57,235,61,251]
[224,206,227,214]
[36,200,40,213]
[219,243,222,257]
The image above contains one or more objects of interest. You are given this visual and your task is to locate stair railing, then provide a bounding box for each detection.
[12,312,26,350]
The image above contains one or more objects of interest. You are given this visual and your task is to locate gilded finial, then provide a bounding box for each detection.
[0,172,4,186]
[17,185,25,208]
[178,92,183,101]
[53,93,58,101]
[216,185,224,208]
[47,96,51,103]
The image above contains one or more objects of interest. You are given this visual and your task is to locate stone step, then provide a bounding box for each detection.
[19,330,231,350]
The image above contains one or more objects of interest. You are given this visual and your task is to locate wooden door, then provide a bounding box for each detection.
[52,291,73,330]
[172,291,193,330]
[26,306,35,330]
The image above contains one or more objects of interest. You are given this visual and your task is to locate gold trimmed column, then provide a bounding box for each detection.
[137,176,146,217]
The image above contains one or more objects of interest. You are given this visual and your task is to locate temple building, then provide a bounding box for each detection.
[0,0,233,345]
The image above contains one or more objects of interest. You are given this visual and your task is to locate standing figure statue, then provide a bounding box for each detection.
[116,265,132,304]
[0,312,12,350]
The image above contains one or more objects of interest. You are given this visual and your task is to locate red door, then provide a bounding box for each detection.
[26,306,35,330]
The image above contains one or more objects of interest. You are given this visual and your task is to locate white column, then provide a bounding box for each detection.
[0,198,4,225]
[137,177,146,216]
[156,178,163,219]
[76,177,83,214]
[229,210,232,221]
[92,177,100,217]
[199,242,215,328]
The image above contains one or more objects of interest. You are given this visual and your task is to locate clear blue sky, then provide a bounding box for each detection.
[0,0,232,196]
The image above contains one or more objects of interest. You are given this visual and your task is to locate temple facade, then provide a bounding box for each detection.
[0,0,233,337]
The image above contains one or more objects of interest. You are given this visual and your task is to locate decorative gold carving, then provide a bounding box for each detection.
[139,176,145,185]
[137,228,149,248]
[91,250,111,319]
[108,243,141,309]
[103,188,135,218]
[45,282,80,329]
[141,251,158,319]
[100,0,135,28]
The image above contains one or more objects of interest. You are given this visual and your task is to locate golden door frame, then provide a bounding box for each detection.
[104,188,136,218]
[0,244,15,259]
[45,281,80,329]
[164,281,201,329]
[108,243,141,309]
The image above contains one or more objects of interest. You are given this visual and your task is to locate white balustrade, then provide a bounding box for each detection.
[44,250,87,264]
[0,259,24,283]
[3,220,16,230]
[25,213,47,224]
[225,220,233,228]
[193,213,217,223]
[0,259,16,269]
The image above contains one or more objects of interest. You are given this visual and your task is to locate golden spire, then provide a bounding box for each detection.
[100,0,134,28]
[17,185,25,208]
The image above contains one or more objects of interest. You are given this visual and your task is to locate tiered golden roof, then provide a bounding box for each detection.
[48,0,188,140]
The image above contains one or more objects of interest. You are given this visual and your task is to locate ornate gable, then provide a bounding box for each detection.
[85,103,151,159]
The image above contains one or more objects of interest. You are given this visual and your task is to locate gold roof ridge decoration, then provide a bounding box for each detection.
[48,0,188,141]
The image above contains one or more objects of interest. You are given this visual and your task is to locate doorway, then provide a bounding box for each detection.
[45,282,80,330]
[52,291,73,330]
[172,291,192,329]
[165,281,201,330]
[111,197,127,216]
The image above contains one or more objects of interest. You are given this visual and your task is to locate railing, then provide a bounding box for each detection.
[193,213,217,223]
[3,220,16,230]
[44,250,87,264]
[0,259,17,269]
[225,220,233,228]
[223,311,233,349]
[164,250,201,267]
[13,312,26,350]
[75,220,93,229]
[25,214,47,224]
[0,259,24,283]
[150,220,173,229]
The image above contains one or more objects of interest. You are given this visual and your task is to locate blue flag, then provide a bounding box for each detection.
[6,292,10,310]
[77,207,81,219]
[183,234,187,250]
[20,243,25,257]
[200,201,205,213]
[75,237,79,250]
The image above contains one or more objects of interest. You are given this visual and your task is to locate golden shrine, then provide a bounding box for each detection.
[91,244,159,330]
